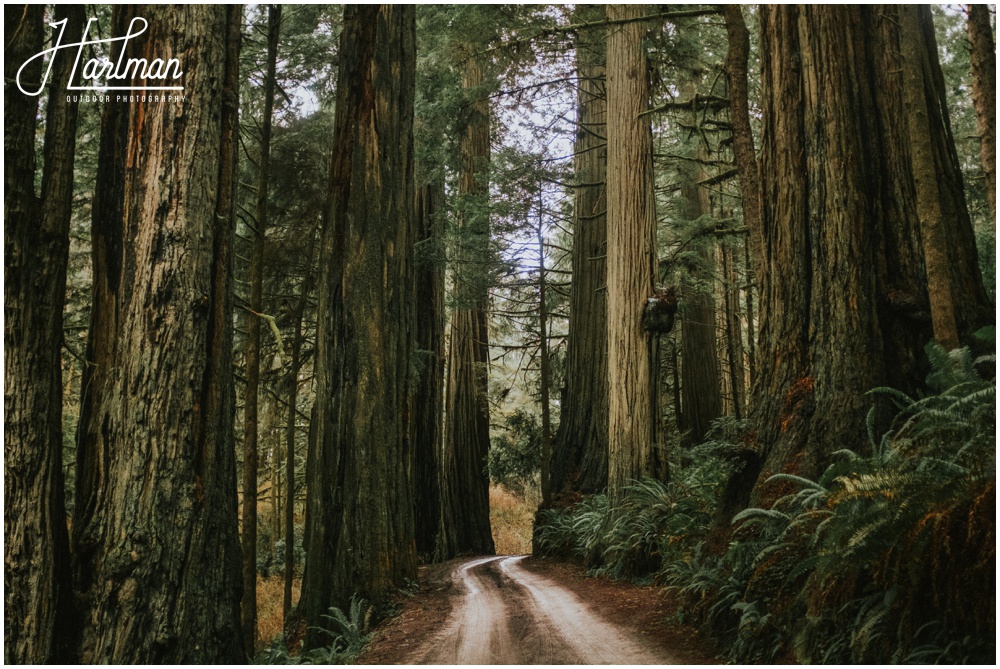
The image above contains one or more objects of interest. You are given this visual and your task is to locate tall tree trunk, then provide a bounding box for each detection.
[550,4,609,497]
[721,5,763,275]
[968,3,996,222]
[283,259,312,619]
[536,193,553,508]
[241,4,281,652]
[899,5,992,348]
[4,5,81,663]
[437,53,495,559]
[743,237,756,384]
[605,4,658,501]
[73,6,244,662]
[722,3,759,408]
[722,238,746,418]
[299,6,417,646]
[716,0,761,529]
[670,338,683,430]
[744,6,933,513]
[679,160,721,447]
[412,178,445,560]
[272,394,282,545]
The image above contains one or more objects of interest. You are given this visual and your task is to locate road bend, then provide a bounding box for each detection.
[411,555,675,665]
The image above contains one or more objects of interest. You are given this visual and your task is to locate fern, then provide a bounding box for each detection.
[292,597,373,665]
[536,352,994,664]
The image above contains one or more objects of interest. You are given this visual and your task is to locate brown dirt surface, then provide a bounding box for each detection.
[522,556,720,665]
[357,558,463,664]
[357,555,720,665]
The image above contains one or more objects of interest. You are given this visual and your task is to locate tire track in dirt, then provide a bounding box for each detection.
[408,555,676,664]
[499,555,669,664]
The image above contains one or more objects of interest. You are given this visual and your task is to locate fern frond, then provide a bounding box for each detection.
[867,386,915,409]
[764,473,827,492]
[733,507,789,525]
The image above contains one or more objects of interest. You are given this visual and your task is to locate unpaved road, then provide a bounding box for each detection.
[403,555,678,664]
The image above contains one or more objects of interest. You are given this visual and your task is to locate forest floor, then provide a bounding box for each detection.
[357,554,719,664]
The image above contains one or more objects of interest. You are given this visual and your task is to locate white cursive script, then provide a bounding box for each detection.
[16,17,184,96]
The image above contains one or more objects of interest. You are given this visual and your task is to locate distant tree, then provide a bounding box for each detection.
[437,50,496,559]
[898,5,992,349]
[4,5,82,663]
[72,6,244,662]
[299,5,417,647]
[967,4,996,221]
[721,5,762,260]
[721,3,760,394]
[677,93,722,446]
[720,235,747,418]
[412,175,445,560]
[241,4,281,652]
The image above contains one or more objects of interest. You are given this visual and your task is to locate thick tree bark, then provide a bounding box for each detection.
[299,6,417,646]
[605,4,658,501]
[550,4,610,498]
[412,178,445,560]
[437,53,495,559]
[73,6,244,663]
[743,6,933,514]
[4,5,81,663]
[241,4,281,652]
[898,5,992,348]
[968,4,996,222]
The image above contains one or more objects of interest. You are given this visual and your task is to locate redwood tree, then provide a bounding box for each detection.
[721,5,763,277]
[898,5,992,348]
[746,5,934,509]
[678,152,722,447]
[605,4,659,500]
[4,5,82,663]
[72,6,244,662]
[412,177,445,559]
[299,5,417,646]
[967,3,996,222]
[437,52,496,559]
[550,4,610,497]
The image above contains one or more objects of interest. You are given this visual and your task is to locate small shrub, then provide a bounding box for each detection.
[488,409,541,494]
[257,524,305,578]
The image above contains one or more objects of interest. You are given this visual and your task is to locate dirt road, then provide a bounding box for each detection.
[402,555,678,664]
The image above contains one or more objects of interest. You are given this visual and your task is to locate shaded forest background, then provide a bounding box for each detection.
[4,3,995,665]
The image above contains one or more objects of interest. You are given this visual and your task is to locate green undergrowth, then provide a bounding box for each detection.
[536,336,996,664]
[255,596,372,665]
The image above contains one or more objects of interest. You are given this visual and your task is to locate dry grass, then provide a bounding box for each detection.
[256,574,301,649]
[490,483,540,555]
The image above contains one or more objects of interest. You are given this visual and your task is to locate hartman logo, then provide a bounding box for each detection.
[16,16,184,97]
